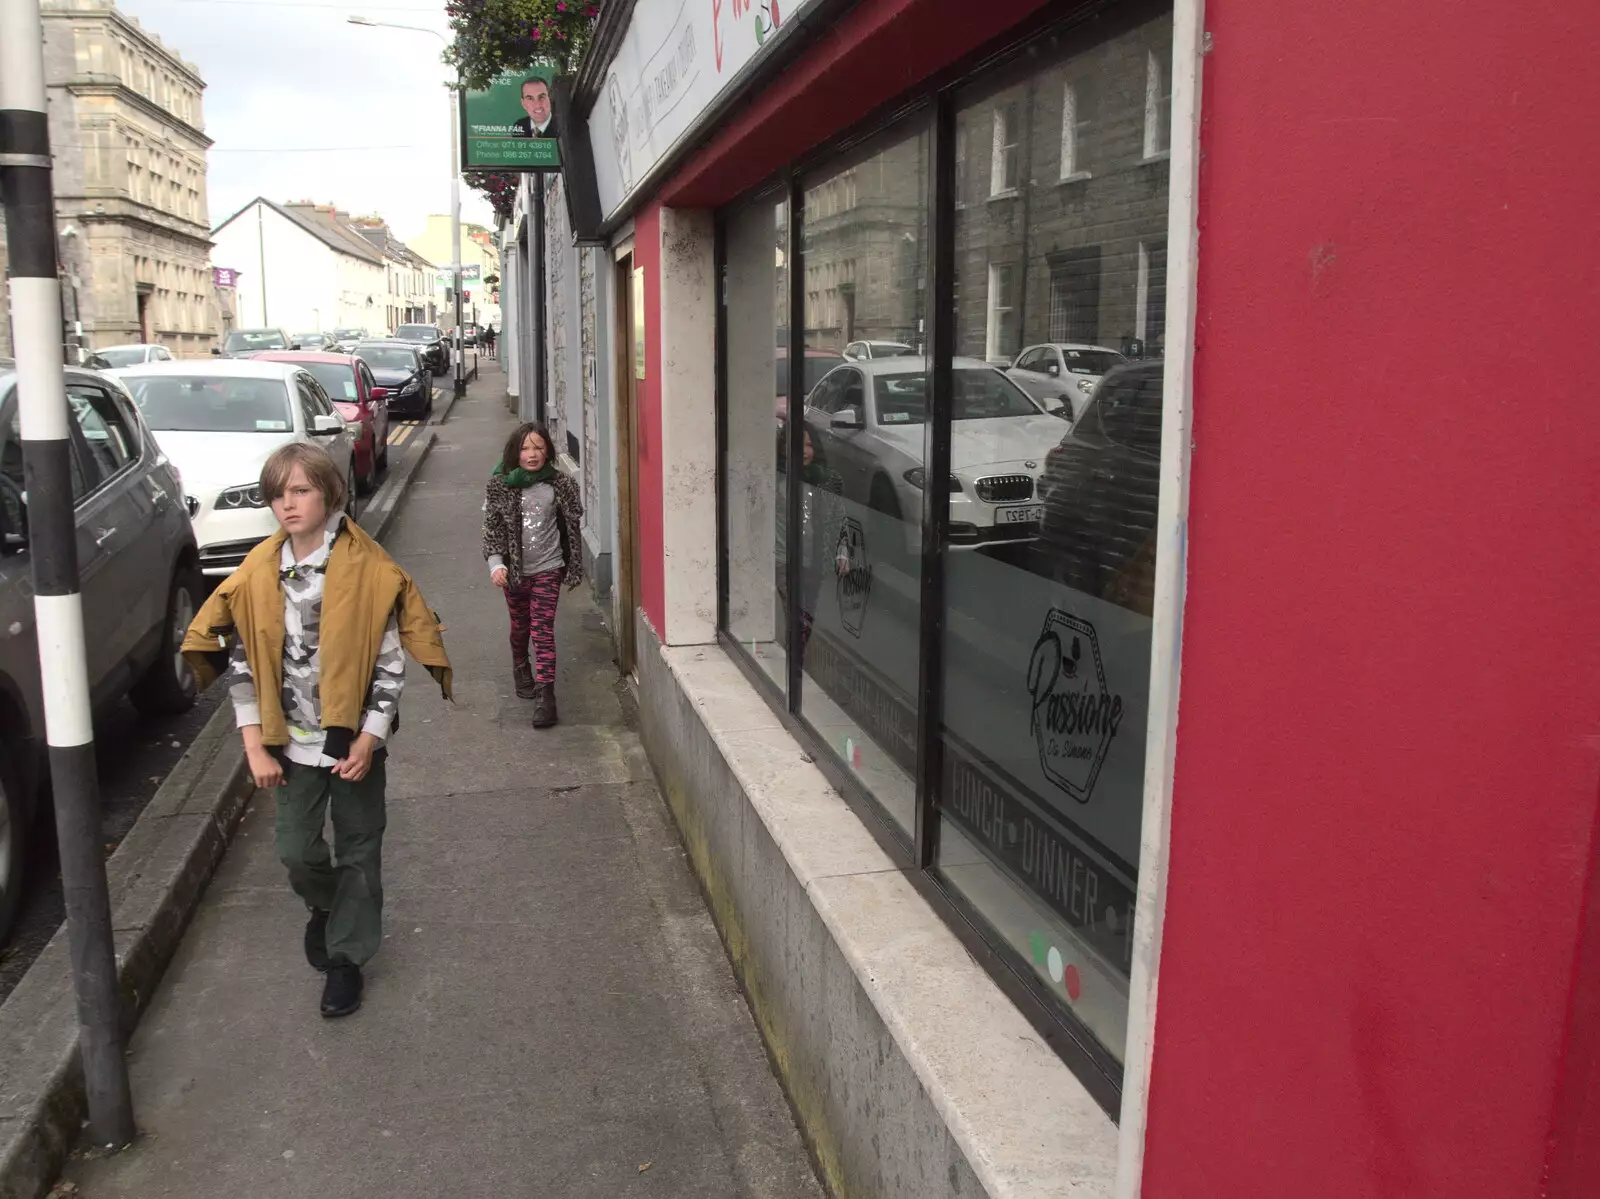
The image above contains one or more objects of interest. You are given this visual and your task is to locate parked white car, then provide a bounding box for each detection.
[107,360,357,576]
[802,357,1065,548]
[842,340,917,362]
[1005,343,1126,421]
[94,343,175,368]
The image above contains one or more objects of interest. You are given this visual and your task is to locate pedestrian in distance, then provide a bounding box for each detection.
[483,422,584,727]
[482,325,496,358]
[181,443,452,1019]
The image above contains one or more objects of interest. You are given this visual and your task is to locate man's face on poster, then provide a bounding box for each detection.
[521,81,552,127]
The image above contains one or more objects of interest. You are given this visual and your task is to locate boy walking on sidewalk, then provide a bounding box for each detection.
[183,444,452,1017]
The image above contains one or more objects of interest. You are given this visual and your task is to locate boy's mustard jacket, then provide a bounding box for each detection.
[181,514,452,748]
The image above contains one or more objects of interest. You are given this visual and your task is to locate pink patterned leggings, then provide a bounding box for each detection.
[505,570,563,684]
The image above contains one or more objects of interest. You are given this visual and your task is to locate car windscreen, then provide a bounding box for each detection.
[394,327,436,341]
[332,328,364,340]
[356,347,419,371]
[296,334,326,344]
[775,355,841,398]
[125,376,293,432]
[302,362,360,401]
[96,347,148,367]
[1061,348,1125,375]
[224,330,288,351]
[873,368,1040,425]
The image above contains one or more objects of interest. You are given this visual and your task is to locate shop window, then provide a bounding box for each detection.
[937,9,1174,1069]
[722,196,790,693]
[793,124,931,836]
[990,102,1020,196]
[717,5,1178,1100]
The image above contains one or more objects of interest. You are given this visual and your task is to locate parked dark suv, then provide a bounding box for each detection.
[1036,361,1163,616]
[0,364,202,942]
[392,324,450,376]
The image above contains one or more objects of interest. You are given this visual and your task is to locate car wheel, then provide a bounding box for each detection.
[130,566,201,717]
[0,756,26,945]
[869,475,904,522]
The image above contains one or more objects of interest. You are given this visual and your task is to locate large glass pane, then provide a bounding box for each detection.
[937,11,1174,1064]
[795,124,931,836]
[722,196,790,692]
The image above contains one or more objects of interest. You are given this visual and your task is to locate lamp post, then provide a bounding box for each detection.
[348,15,466,397]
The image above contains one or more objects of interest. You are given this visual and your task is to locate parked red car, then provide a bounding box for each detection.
[255,351,391,493]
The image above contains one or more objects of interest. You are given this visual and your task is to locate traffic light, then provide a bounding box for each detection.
[463,291,471,303]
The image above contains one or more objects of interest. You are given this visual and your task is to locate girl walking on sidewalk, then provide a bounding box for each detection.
[483,421,584,727]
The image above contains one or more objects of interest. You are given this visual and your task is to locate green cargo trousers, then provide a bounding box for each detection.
[274,758,387,967]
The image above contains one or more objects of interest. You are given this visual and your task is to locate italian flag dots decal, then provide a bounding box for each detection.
[841,737,862,769]
[1029,930,1083,1002]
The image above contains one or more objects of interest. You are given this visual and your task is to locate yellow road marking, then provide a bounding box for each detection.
[389,423,418,447]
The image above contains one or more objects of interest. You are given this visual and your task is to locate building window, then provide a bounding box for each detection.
[1060,80,1086,180]
[990,102,1019,196]
[1143,48,1171,158]
[985,262,1018,362]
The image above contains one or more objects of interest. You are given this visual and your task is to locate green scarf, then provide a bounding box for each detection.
[492,461,556,488]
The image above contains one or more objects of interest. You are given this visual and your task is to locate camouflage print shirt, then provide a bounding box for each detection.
[228,513,406,766]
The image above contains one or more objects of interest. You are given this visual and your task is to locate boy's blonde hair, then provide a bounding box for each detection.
[259,442,346,512]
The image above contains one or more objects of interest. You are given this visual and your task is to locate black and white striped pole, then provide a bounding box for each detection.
[1,0,137,1147]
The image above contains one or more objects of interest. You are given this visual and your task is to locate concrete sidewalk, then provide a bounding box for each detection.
[64,367,822,1199]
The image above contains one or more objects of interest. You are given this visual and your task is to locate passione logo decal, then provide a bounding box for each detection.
[1026,609,1125,804]
[835,516,870,638]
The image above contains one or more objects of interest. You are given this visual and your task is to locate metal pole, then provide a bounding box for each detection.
[532,179,546,423]
[256,201,267,324]
[450,81,465,398]
[0,0,135,1148]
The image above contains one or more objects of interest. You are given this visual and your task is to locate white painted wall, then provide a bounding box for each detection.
[212,203,383,334]
[658,207,718,645]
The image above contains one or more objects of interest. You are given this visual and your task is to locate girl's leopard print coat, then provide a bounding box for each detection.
[482,471,585,588]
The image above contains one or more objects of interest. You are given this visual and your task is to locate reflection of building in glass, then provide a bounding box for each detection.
[955,14,1173,364]
[802,136,929,353]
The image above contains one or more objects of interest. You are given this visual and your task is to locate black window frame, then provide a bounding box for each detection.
[712,0,1174,1117]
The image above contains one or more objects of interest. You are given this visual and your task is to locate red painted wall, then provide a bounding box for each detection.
[1142,3,1600,1196]
[634,203,666,634]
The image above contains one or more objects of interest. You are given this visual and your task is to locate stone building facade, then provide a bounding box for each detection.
[42,0,215,357]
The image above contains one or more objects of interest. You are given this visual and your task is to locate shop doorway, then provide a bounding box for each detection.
[613,251,644,676]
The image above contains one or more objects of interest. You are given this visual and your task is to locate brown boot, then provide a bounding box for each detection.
[513,660,536,699]
[530,682,557,728]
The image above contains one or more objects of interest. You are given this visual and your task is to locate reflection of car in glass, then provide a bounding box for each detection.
[1037,362,1163,615]
[216,328,291,359]
[108,360,356,577]
[774,347,844,417]
[392,324,450,375]
[95,344,175,368]
[255,352,390,493]
[843,340,917,362]
[0,362,202,943]
[1005,343,1126,421]
[354,342,434,420]
[802,357,1065,548]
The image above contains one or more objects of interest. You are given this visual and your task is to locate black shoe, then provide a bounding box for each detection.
[513,660,537,699]
[530,682,557,729]
[304,909,330,973]
[320,961,363,1018]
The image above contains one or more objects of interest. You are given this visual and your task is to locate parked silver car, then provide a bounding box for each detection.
[1005,343,1127,421]
[0,363,201,942]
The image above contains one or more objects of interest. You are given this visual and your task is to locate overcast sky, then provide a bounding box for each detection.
[119,0,496,245]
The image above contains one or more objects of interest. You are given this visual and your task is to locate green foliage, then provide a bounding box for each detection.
[445,0,600,90]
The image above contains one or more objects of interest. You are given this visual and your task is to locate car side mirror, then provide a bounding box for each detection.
[1047,363,1060,376]
[832,406,864,431]
[369,387,388,402]
[311,413,342,435]
[210,347,222,356]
